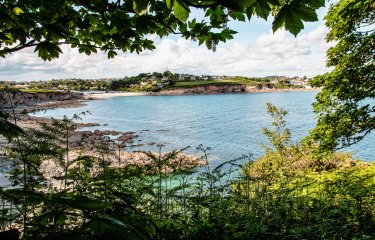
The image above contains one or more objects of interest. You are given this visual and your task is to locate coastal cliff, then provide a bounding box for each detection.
[0,90,84,109]
[155,84,286,95]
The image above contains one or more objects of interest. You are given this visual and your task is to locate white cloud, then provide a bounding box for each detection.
[0,26,334,81]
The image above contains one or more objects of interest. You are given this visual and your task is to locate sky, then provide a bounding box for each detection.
[0,6,334,82]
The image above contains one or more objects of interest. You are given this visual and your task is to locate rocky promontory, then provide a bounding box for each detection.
[0,90,84,109]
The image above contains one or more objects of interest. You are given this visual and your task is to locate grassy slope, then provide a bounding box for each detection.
[19,88,57,94]
[0,87,57,94]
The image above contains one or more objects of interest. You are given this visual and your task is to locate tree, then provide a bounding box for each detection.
[309,0,374,151]
[163,70,173,78]
[1,0,324,61]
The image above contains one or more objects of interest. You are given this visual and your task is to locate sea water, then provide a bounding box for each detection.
[32,91,374,167]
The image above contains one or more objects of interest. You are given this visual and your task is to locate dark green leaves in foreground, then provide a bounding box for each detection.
[34,41,63,61]
[273,0,321,36]
[0,0,324,60]
[309,0,375,152]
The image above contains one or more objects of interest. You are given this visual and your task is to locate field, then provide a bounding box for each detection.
[19,88,57,94]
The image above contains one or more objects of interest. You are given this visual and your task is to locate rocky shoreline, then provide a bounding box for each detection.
[156,85,316,96]
[0,90,206,181]
[86,86,319,99]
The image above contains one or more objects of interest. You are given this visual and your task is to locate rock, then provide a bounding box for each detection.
[83,122,100,127]
[123,131,136,135]
[0,90,83,109]
[130,144,144,148]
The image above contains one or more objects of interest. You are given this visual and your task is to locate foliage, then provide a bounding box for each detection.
[309,0,375,151]
[0,0,324,60]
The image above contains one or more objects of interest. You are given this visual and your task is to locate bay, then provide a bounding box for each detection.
[34,91,375,167]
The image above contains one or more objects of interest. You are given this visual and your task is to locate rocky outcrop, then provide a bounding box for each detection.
[0,90,84,109]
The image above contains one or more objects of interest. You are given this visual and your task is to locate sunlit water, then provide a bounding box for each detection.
[31,91,374,168]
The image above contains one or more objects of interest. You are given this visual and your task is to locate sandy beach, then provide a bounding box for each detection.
[84,92,148,99]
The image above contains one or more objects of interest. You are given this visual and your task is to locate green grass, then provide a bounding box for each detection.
[19,88,57,94]
[0,87,57,94]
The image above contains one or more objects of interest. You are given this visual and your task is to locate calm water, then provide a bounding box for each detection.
[34,91,374,166]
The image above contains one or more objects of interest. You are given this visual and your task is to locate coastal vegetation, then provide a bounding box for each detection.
[0,0,374,239]
[310,0,375,152]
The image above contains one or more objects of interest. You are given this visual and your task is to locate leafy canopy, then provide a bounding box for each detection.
[0,0,324,60]
[309,0,375,151]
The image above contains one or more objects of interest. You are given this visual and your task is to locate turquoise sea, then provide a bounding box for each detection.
[34,91,374,167]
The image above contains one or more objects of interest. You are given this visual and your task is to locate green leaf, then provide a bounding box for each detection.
[174,0,190,22]
[61,195,110,211]
[166,0,173,9]
[272,6,287,32]
[109,27,118,35]
[108,50,117,59]
[133,0,149,13]
[295,4,318,22]
[267,0,281,6]
[273,3,309,35]
[0,33,11,41]
[82,216,144,238]
[13,7,24,15]
[34,41,62,61]
[284,7,304,36]
[246,6,255,21]
[254,1,271,20]
[242,0,257,7]
[229,12,246,21]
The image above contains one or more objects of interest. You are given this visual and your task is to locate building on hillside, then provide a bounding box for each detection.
[149,76,157,81]
[290,79,309,87]
[189,75,197,81]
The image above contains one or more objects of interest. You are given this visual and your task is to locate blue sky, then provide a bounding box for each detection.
[0,6,333,82]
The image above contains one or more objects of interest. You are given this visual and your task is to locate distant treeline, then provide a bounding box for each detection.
[1,72,301,92]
